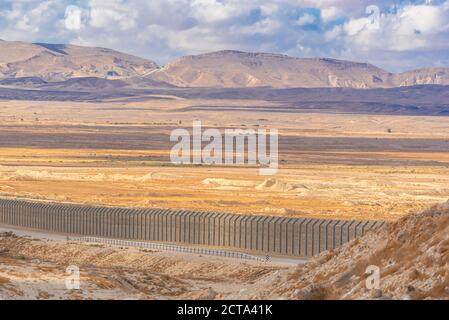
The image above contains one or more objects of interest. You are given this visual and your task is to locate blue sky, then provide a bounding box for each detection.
[1,0,449,72]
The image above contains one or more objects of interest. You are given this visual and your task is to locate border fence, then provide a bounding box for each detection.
[0,198,385,257]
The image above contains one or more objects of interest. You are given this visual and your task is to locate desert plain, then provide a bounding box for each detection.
[1,42,449,299]
[0,93,449,222]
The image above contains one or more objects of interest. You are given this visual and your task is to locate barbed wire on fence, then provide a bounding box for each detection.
[70,236,266,262]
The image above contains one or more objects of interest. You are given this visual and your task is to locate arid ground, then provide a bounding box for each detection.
[0,94,449,221]
[2,32,449,301]
[1,200,448,300]
[1,81,449,301]
[0,229,282,300]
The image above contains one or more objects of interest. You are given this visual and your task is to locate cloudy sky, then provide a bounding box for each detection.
[1,0,449,72]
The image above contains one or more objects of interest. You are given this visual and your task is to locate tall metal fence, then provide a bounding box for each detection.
[0,198,385,257]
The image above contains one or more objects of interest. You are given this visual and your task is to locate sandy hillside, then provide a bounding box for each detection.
[248,200,449,300]
[0,232,282,300]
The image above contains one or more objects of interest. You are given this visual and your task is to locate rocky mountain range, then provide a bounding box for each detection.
[0,40,158,82]
[1,40,449,89]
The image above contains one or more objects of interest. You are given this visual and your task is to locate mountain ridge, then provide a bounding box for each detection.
[1,40,449,89]
[149,49,393,88]
[0,40,159,82]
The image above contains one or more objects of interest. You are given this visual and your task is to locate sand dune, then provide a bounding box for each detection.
[202,177,309,194]
[0,170,180,183]
[256,178,309,193]
[202,178,258,188]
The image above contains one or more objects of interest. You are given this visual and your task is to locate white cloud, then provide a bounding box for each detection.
[344,17,371,36]
[190,0,246,23]
[64,5,82,31]
[0,0,449,72]
[320,6,340,23]
[246,17,281,35]
[0,0,68,41]
[325,24,342,41]
[395,5,444,35]
[260,3,278,16]
[297,13,316,26]
[88,0,137,31]
[341,3,449,52]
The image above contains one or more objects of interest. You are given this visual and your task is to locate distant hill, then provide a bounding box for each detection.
[393,68,449,87]
[1,40,449,89]
[1,81,449,117]
[0,76,48,87]
[148,50,449,89]
[0,41,159,82]
[148,50,393,89]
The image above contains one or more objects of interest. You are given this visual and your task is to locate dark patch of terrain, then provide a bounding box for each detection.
[0,87,131,101]
[1,78,449,116]
[0,125,448,167]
